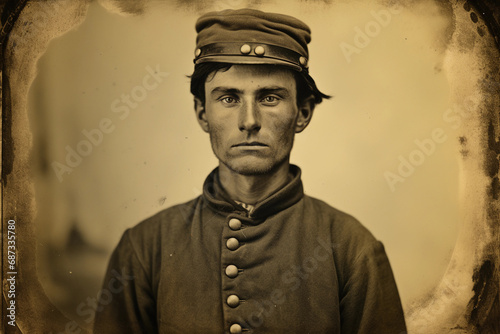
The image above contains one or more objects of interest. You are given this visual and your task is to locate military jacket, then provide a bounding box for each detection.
[94,165,406,333]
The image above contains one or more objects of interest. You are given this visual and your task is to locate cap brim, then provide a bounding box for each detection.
[196,55,303,72]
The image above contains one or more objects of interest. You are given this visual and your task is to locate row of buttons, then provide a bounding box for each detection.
[227,218,243,333]
[194,44,309,68]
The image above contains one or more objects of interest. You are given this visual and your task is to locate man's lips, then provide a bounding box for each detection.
[232,142,268,147]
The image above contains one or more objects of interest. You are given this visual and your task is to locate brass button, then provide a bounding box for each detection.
[228,218,242,230]
[225,265,238,278]
[299,56,308,66]
[226,238,240,251]
[254,45,265,56]
[230,324,242,334]
[195,48,202,57]
[240,44,251,54]
[227,295,240,308]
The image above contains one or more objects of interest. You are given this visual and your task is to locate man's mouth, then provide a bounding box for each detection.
[233,142,268,147]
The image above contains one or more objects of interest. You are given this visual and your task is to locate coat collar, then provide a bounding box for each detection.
[202,165,304,219]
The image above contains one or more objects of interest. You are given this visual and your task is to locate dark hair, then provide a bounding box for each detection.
[189,62,331,106]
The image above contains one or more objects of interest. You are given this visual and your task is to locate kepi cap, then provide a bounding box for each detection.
[194,9,311,72]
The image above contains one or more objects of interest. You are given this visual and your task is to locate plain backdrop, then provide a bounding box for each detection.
[28,0,461,325]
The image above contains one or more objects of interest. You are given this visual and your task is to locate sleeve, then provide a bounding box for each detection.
[339,241,407,334]
[93,229,158,334]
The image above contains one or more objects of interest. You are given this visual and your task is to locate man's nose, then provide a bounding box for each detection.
[238,101,261,132]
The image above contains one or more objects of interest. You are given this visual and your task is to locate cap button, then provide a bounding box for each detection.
[254,45,265,56]
[240,44,251,54]
[299,56,308,67]
[195,48,202,57]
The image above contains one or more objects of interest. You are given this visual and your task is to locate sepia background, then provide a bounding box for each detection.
[12,0,496,332]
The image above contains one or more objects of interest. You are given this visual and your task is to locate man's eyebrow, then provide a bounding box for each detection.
[210,87,243,96]
[257,86,291,97]
[210,86,291,97]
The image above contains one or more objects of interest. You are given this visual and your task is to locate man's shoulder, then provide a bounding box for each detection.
[126,196,202,239]
[303,195,386,278]
[303,194,378,245]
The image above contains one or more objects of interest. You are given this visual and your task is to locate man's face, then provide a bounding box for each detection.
[195,65,313,175]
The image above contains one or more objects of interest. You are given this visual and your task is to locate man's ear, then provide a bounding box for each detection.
[194,97,209,133]
[295,95,315,133]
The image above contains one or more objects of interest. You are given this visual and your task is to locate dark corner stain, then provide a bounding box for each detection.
[0,0,28,40]
[470,12,479,23]
[468,260,494,320]
[466,1,500,331]
[487,120,499,154]
[1,0,31,186]
[468,0,500,47]
[476,1,500,214]
[1,71,14,186]
[486,120,500,198]
[467,260,500,333]
[464,1,472,12]
[487,120,500,153]
[485,149,499,177]
[477,26,485,37]
[465,4,485,39]
[481,293,500,334]
[489,176,500,200]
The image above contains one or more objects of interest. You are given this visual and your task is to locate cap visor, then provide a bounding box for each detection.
[196,55,302,72]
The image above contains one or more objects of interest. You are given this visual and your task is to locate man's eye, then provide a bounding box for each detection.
[261,96,280,104]
[220,97,238,104]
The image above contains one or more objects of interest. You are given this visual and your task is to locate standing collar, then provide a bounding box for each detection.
[202,165,304,219]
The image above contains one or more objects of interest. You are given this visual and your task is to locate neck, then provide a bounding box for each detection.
[218,161,291,205]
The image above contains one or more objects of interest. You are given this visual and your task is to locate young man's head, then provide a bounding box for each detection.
[191,9,329,175]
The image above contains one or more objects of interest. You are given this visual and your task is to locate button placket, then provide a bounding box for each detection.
[222,216,248,334]
[226,219,241,307]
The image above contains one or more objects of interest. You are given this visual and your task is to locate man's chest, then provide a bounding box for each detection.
[155,204,342,333]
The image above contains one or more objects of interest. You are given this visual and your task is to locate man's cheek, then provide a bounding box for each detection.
[208,126,228,155]
[275,119,297,139]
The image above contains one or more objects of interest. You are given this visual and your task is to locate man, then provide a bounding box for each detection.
[94,8,406,334]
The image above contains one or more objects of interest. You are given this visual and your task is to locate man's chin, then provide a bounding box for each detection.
[228,164,273,176]
[223,158,277,176]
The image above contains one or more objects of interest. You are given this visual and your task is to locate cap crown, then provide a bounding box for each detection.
[194,9,311,71]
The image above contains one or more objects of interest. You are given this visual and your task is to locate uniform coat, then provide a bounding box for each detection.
[94,166,406,333]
